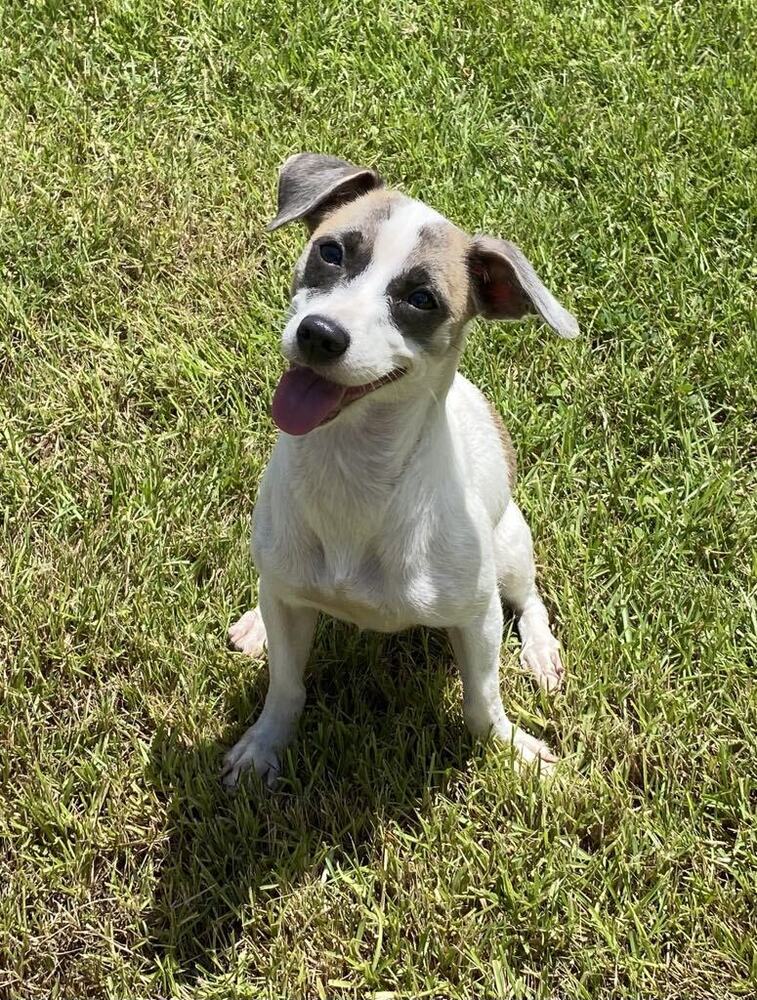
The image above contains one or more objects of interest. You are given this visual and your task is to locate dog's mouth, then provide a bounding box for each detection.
[271,364,406,436]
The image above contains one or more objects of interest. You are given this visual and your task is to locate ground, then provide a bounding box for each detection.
[0,2,755,998]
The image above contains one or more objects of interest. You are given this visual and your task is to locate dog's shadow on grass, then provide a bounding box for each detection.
[144,623,476,979]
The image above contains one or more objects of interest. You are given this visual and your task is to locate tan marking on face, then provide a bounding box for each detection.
[411,222,474,324]
[314,193,475,327]
[488,402,518,490]
[311,188,404,240]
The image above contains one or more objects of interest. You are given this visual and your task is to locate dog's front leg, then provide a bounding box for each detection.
[222,582,318,789]
[448,591,557,768]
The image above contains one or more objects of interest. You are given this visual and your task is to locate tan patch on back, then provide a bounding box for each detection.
[488,402,517,490]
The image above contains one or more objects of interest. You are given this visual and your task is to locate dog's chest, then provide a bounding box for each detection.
[253,422,492,631]
[259,528,431,631]
[300,543,406,631]
[254,504,480,632]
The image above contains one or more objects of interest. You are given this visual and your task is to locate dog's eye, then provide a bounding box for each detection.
[319,241,343,266]
[407,288,437,310]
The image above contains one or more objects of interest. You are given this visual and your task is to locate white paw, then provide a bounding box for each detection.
[520,639,565,692]
[228,607,267,658]
[220,725,282,789]
[508,726,558,772]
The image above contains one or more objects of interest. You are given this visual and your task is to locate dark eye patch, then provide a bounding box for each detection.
[296,229,373,294]
[387,267,449,349]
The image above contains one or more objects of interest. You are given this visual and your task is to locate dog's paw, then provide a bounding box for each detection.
[520,639,564,692]
[509,727,558,772]
[221,726,281,790]
[228,607,267,658]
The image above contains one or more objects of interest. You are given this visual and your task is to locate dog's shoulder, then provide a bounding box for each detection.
[447,374,517,493]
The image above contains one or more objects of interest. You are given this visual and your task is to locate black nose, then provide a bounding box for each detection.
[296,315,350,364]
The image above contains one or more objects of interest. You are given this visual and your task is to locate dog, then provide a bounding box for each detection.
[222,153,578,788]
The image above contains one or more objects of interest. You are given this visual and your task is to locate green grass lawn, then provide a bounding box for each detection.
[1,1,755,997]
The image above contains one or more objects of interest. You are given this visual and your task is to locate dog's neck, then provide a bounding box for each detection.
[280,361,457,532]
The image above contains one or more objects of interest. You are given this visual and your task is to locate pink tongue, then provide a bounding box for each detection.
[271,367,347,436]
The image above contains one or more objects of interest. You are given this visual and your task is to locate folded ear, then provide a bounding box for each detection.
[467,235,579,338]
[267,152,383,233]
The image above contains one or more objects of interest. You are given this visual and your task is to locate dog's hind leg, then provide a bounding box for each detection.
[229,606,267,658]
[495,501,565,692]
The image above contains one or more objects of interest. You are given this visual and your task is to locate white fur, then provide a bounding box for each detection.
[222,200,565,788]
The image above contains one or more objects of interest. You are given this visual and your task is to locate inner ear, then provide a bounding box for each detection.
[468,235,579,338]
[468,252,535,320]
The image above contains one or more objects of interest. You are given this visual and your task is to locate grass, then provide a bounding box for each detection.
[0,0,755,997]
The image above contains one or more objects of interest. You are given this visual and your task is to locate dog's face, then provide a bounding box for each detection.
[289,191,472,378]
[267,154,578,437]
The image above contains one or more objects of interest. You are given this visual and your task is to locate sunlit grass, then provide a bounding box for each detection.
[1,1,755,997]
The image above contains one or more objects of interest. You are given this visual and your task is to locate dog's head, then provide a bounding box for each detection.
[267,153,578,436]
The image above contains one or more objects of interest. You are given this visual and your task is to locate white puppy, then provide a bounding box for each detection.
[223,153,578,788]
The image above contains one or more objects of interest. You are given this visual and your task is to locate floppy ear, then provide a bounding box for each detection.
[468,235,579,338]
[267,152,383,233]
